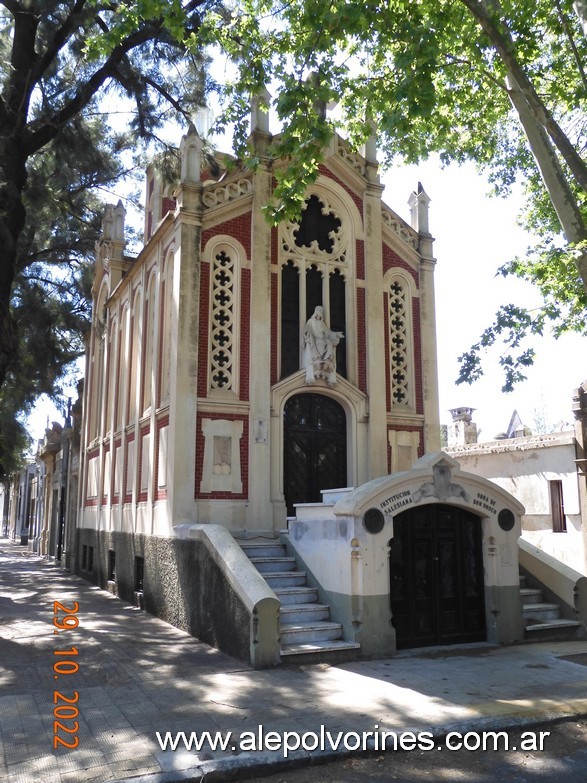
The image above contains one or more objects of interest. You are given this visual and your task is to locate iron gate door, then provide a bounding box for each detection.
[283,394,347,516]
[389,505,486,649]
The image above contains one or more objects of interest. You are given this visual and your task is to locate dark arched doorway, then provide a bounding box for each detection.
[283,394,347,516]
[389,504,486,649]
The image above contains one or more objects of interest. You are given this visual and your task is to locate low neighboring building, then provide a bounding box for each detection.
[447,406,587,575]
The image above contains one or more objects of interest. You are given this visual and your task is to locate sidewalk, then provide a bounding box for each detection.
[1,538,587,783]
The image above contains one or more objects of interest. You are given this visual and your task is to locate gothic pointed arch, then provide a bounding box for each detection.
[384,268,418,411]
[203,235,246,396]
[278,176,361,385]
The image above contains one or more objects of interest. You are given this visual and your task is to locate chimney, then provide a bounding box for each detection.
[448,407,478,446]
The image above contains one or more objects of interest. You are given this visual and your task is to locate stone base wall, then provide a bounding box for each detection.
[76,529,251,663]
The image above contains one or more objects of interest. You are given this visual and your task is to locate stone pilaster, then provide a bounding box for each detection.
[409,184,440,452]
[169,129,204,524]
[247,110,275,532]
[364,180,389,479]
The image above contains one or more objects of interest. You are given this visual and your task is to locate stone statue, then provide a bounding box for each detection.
[301,306,344,386]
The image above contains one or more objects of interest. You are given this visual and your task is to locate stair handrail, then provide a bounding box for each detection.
[518,538,587,625]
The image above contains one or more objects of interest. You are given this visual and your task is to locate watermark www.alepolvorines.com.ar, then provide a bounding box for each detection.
[156,725,551,758]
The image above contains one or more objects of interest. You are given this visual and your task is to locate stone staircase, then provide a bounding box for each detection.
[520,573,583,641]
[240,540,360,664]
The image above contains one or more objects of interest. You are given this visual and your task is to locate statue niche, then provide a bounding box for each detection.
[302,306,344,386]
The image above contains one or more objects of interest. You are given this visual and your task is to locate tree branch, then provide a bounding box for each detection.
[22,21,166,156]
[459,0,587,192]
[142,74,191,120]
[443,54,508,93]
[554,0,587,92]
[30,0,89,86]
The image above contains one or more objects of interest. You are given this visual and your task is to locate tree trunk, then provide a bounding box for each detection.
[506,75,587,292]
[461,0,587,192]
[0,149,27,390]
[574,0,587,38]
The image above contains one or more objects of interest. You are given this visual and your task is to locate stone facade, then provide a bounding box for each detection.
[75,116,448,662]
[78,119,441,552]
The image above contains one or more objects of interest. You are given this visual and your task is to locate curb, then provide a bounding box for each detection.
[111,710,587,783]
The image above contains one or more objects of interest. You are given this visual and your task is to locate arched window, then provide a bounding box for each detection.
[127,291,142,422]
[142,274,157,414]
[387,274,415,409]
[280,261,300,378]
[105,316,117,432]
[206,240,242,394]
[116,306,129,430]
[159,253,174,406]
[90,285,108,440]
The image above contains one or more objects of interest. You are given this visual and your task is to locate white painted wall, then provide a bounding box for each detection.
[449,432,585,573]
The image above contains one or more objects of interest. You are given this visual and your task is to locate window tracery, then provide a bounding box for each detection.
[280,193,349,381]
[388,278,412,407]
[210,249,236,391]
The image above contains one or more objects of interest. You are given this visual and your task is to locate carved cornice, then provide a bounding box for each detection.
[203,177,253,208]
[381,207,419,251]
[335,137,366,177]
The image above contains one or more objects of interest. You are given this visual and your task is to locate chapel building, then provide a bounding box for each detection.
[80,112,441,543]
[77,109,537,666]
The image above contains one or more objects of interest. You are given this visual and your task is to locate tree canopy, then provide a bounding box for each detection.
[0,0,585,475]
[0,0,210,476]
[211,0,586,389]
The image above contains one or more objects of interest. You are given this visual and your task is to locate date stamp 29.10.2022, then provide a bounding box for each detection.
[52,600,80,750]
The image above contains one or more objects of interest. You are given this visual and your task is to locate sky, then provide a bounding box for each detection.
[27,145,586,447]
[380,159,585,440]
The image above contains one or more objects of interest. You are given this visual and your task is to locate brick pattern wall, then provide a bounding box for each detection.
[382,244,419,285]
[239,267,251,401]
[197,263,211,399]
[202,213,252,258]
[270,271,279,386]
[355,239,365,280]
[356,287,367,394]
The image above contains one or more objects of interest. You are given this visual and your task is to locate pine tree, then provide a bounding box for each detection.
[0,1,210,475]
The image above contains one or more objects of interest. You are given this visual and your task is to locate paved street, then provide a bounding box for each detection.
[1,538,587,783]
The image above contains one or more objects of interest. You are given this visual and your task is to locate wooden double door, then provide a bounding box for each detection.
[283,393,347,516]
[390,505,486,649]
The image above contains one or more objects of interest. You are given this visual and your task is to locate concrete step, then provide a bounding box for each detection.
[522,602,562,622]
[280,604,330,624]
[525,617,584,642]
[249,556,297,573]
[520,587,544,605]
[280,621,344,645]
[237,537,361,665]
[280,639,361,665]
[274,586,319,605]
[519,574,527,588]
[240,542,287,559]
[263,571,308,588]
